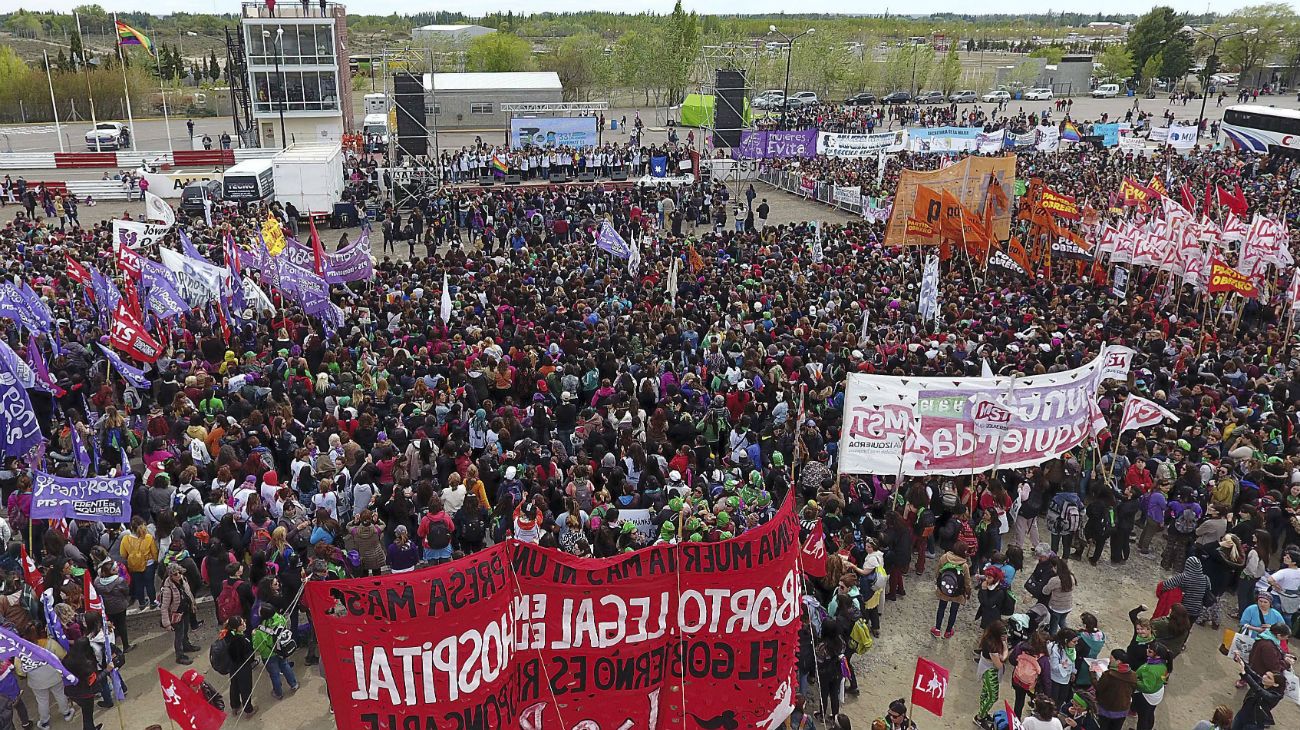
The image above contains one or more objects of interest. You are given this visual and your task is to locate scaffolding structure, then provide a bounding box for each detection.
[688,43,761,156]
[376,46,441,210]
[225,26,257,148]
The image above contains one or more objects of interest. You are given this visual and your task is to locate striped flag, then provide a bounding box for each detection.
[115,20,156,56]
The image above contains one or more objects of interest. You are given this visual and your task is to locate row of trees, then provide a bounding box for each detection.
[0,45,158,124]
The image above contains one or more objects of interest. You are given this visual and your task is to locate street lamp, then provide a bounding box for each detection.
[1182,25,1258,139]
[264,27,288,148]
[768,25,814,129]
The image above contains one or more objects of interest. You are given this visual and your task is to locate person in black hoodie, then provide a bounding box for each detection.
[224,616,258,717]
[1233,656,1282,729]
[1112,484,1143,564]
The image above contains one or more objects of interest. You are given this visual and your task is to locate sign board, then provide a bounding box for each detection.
[509,116,599,150]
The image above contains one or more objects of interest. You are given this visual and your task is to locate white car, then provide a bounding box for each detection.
[85,122,131,151]
[1024,87,1054,100]
[1091,84,1121,98]
[982,90,1011,103]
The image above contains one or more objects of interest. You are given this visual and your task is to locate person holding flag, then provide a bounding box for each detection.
[83,612,127,710]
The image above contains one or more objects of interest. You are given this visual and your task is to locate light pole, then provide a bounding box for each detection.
[768,25,814,129]
[264,28,288,148]
[1182,24,1258,139]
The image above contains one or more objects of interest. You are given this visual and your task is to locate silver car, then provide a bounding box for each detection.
[949,90,978,103]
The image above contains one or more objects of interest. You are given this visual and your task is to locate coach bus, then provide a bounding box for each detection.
[1221,104,1300,157]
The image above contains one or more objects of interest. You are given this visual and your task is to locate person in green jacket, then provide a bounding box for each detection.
[1130,642,1170,730]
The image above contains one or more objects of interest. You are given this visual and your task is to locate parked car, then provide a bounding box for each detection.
[753,90,785,110]
[949,90,978,103]
[1024,87,1054,100]
[982,90,1011,103]
[844,92,877,106]
[790,91,820,106]
[179,180,222,215]
[84,122,131,151]
[882,91,912,104]
[1091,83,1121,98]
[915,91,945,104]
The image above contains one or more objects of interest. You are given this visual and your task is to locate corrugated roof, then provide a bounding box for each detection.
[413,24,490,32]
[423,72,563,92]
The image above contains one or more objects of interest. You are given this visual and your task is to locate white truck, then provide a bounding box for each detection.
[362,113,390,153]
[363,93,387,116]
[272,143,345,218]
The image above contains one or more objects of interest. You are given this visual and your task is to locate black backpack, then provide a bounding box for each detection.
[425,519,452,550]
[460,514,486,545]
[209,636,234,676]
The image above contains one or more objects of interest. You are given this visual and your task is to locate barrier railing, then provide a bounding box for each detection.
[757,168,865,216]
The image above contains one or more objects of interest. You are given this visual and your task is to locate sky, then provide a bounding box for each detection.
[24,1,1286,18]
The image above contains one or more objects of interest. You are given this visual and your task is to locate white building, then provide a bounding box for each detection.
[241,1,354,149]
[412,24,495,46]
[423,72,563,129]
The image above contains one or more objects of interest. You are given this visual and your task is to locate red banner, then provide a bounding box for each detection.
[305,504,801,730]
[911,657,950,717]
[1039,186,1081,220]
[1208,256,1259,298]
[109,300,162,362]
[800,522,827,578]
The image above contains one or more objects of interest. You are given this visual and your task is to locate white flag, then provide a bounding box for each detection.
[918,255,940,322]
[967,394,1024,436]
[241,277,276,316]
[858,307,870,345]
[1117,394,1178,435]
[143,191,175,227]
[628,231,642,276]
[1287,267,1300,312]
[1100,345,1137,382]
[981,358,994,378]
[201,195,213,227]
[667,257,679,308]
[440,271,452,324]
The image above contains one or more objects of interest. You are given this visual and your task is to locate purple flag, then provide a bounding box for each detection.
[88,266,121,326]
[178,227,204,260]
[25,335,60,395]
[323,233,374,283]
[69,420,91,476]
[142,264,189,321]
[19,282,54,332]
[41,592,68,651]
[595,221,630,259]
[0,627,76,683]
[0,339,43,457]
[0,281,50,334]
[31,469,133,522]
[98,344,151,389]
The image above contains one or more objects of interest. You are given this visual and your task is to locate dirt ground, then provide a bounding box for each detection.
[838,533,1300,729]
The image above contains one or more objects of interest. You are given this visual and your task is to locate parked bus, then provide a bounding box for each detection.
[1221,104,1300,156]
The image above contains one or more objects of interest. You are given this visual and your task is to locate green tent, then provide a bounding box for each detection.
[679,93,751,128]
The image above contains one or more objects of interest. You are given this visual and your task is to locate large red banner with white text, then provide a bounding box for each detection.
[305,503,801,730]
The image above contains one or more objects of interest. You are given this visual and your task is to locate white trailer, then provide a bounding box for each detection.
[272,143,345,217]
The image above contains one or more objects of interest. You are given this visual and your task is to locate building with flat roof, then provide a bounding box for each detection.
[240,1,353,148]
[423,72,563,129]
[412,24,495,46]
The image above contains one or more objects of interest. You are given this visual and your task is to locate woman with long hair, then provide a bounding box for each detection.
[1130,642,1170,730]
[119,516,158,611]
[62,637,100,730]
[1041,556,1075,634]
[1237,529,1273,615]
[974,620,1009,727]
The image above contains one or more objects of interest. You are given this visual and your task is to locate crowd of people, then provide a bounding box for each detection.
[0,101,1297,730]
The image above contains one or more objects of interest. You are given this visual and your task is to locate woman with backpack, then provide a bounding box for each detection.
[931,541,972,639]
[222,616,258,717]
[974,620,1009,729]
[347,509,387,577]
[62,638,100,730]
[1009,629,1051,716]
[814,620,847,721]
[119,517,158,612]
[454,494,490,554]
[417,495,456,564]
[1046,628,1080,706]
[1040,556,1076,634]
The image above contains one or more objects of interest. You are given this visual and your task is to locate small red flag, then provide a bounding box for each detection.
[911,657,950,717]
[1003,700,1025,730]
[159,667,227,730]
[19,545,43,593]
[66,256,92,285]
[800,521,828,578]
[309,216,325,276]
[84,570,104,614]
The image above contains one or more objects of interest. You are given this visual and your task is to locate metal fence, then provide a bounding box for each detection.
[757,168,864,216]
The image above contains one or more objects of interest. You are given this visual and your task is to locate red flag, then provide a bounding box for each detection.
[66,256,92,285]
[109,299,163,363]
[1179,182,1197,213]
[1218,184,1248,216]
[84,570,104,614]
[19,545,43,593]
[309,216,325,276]
[800,522,828,578]
[115,244,142,280]
[159,667,227,730]
[911,657,950,717]
[1202,180,1214,219]
[1003,700,1025,730]
[216,302,231,343]
[120,276,144,322]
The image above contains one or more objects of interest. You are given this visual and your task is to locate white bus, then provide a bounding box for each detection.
[1221,104,1300,156]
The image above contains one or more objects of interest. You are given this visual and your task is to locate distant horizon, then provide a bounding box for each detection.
[15,1,1291,20]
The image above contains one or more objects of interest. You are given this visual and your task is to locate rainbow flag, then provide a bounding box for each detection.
[115,20,156,56]
[1062,121,1082,142]
[491,153,509,175]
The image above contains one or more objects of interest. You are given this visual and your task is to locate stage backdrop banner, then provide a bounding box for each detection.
[838,348,1119,475]
[305,504,802,730]
[509,117,599,150]
[816,130,907,158]
[883,155,1017,245]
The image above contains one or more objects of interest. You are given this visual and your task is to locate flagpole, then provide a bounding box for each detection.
[155,40,174,155]
[113,14,136,148]
[73,12,103,153]
[43,52,65,153]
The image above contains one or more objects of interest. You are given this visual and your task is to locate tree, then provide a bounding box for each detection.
[614,30,661,105]
[542,32,607,101]
[935,43,962,95]
[1141,52,1164,93]
[69,31,85,70]
[209,50,222,81]
[1097,45,1134,82]
[1219,4,1297,77]
[664,0,700,106]
[465,32,535,73]
[1029,46,1065,65]
[1128,7,1190,82]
